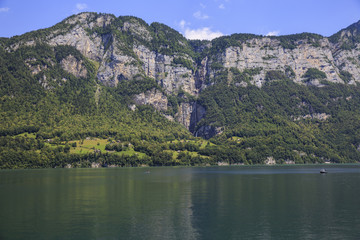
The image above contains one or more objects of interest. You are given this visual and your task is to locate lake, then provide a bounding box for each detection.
[1,165,360,239]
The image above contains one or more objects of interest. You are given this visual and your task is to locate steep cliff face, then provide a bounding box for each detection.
[200,34,360,88]
[7,13,360,91]
[133,88,168,112]
[331,24,360,84]
[48,13,113,61]
[207,38,342,87]
[132,45,197,95]
[60,55,88,78]
[3,13,360,138]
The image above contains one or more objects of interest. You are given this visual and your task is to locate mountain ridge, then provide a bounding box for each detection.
[1,12,360,168]
[3,13,359,90]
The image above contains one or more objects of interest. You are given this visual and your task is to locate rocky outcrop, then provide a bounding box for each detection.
[293,113,331,121]
[97,42,197,94]
[175,102,194,130]
[133,88,168,111]
[152,55,196,95]
[205,38,344,87]
[48,13,114,61]
[189,103,206,133]
[60,55,87,78]
[194,125,223,139]
[97,41,141,87]
[175,101,204,131]
[332,46,360,84]
[25,59,48,75]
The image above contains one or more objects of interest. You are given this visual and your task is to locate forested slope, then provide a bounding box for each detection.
[1,13,360,168]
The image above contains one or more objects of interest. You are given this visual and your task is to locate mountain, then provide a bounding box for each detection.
[1,12,360,168]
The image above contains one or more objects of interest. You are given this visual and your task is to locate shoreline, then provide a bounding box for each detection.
[1,162,359,171]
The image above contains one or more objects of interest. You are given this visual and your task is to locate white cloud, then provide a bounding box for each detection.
[193,11,209,20]
[219,4,225,9]
[184,27,223,40]
[0,7,10,12]
[200,3,206,9]
[266,31,280,36]
[178,19,223,40]
[76,3,88,11]
[179,20,188,30]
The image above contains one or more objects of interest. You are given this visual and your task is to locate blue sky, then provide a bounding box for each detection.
[0,0,360,40]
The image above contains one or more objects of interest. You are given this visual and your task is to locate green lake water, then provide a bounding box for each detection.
[1,165,360,239]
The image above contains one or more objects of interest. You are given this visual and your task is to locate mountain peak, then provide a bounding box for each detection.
[329,19,360,44]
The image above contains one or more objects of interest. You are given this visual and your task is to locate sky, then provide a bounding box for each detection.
[0,0,360,40]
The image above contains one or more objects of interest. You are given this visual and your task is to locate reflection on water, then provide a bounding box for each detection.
[0,165,360,239]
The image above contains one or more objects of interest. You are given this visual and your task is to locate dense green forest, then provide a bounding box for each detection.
[1,13,360,169]
[0,42,194,168]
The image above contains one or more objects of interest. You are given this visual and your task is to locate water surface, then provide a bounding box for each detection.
[1,165,360,239]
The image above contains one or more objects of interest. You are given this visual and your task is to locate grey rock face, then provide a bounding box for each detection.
[97,39,141,87]
[189,103,206,133]
[49,13,114,62]
[332,45,360,84]
[195,126,222,139]
[60,55,87,78]
[25,58,50,75]
[132,45,197,95]
[175,102,194,130]
[204,38,346,87]
[133,89,168,111]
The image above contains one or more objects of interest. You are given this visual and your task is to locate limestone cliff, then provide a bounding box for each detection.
[207,38,342,87]
[4,12,360,138]
[60,55,88,78]
[133,88,168,112]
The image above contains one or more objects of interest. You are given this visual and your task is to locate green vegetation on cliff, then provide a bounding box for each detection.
[194,79,360,164]
[1,13,360,168]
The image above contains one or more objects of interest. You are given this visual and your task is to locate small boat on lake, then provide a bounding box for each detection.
[320,169,327,174]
